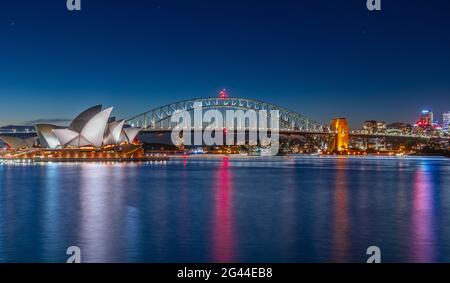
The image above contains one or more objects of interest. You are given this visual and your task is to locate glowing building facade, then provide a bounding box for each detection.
[417,109,433,128]
[443,112,450,133]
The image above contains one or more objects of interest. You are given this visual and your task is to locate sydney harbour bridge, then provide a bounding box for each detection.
[125,96,329,133]
[125,96,337,152]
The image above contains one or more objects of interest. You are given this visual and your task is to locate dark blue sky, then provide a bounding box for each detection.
[1,0,449,128]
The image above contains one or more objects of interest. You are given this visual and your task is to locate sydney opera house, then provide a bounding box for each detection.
[0,105,165,161]
[34,105,141,150]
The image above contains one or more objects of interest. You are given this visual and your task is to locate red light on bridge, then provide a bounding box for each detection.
[219,89,228,98]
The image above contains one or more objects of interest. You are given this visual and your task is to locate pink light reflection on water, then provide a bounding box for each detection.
[211,157,235,262]
[410,163,436,263]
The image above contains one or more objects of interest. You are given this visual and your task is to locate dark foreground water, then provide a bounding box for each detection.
[0,156,449,263]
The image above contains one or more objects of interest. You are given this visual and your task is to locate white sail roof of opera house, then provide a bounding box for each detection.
[78,107,113,147]
[104,120,126,145]
[0,135,38,149]
[35,124,62,149]
[34,105,141,149]
[52,107,113,148]
[68,105,103,133]
[52,128,82,147]
[122,127,141,143]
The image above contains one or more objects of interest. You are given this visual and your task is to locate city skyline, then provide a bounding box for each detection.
[1,0,450,128]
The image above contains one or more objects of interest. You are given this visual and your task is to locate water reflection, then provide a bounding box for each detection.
[0,166,5,261]
[177,162,191,260]
[149,167,170,261]
[0,157,449,263]
[211,157,235,262]
[280,168,297,260]
[332,158,350,262]
[79,164,120,262]
[41,164,61,260]
[410,163,436,262]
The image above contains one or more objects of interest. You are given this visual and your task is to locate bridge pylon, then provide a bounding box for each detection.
[329,118,349,153]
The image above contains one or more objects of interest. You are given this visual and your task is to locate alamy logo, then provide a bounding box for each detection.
[367,0,381,11]
[66,246,81,263]
[170,102,280,155]
[67,0,81,11]
[366,246,381,263]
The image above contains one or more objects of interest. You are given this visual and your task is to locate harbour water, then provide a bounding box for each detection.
[0,156,449,262]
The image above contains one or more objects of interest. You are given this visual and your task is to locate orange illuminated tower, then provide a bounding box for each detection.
[330,118,349,153]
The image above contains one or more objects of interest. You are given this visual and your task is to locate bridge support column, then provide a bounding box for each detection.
[329,118,349,153]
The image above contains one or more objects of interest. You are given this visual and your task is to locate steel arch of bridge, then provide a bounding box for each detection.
[126,97,329,132]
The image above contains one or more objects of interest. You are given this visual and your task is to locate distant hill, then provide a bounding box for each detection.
[0,125,36,133]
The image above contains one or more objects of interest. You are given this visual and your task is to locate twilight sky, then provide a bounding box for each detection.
[0,0,449,128]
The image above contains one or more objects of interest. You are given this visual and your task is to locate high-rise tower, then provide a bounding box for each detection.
[443,112,450,132]
[417,109,433,127]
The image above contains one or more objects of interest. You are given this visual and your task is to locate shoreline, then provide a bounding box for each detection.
[1,154,448,164]
[0,156,169,163]
[168,153,449,160]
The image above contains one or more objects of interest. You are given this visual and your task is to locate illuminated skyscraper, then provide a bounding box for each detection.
[443,112,450,132]
[417,109,433,127]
